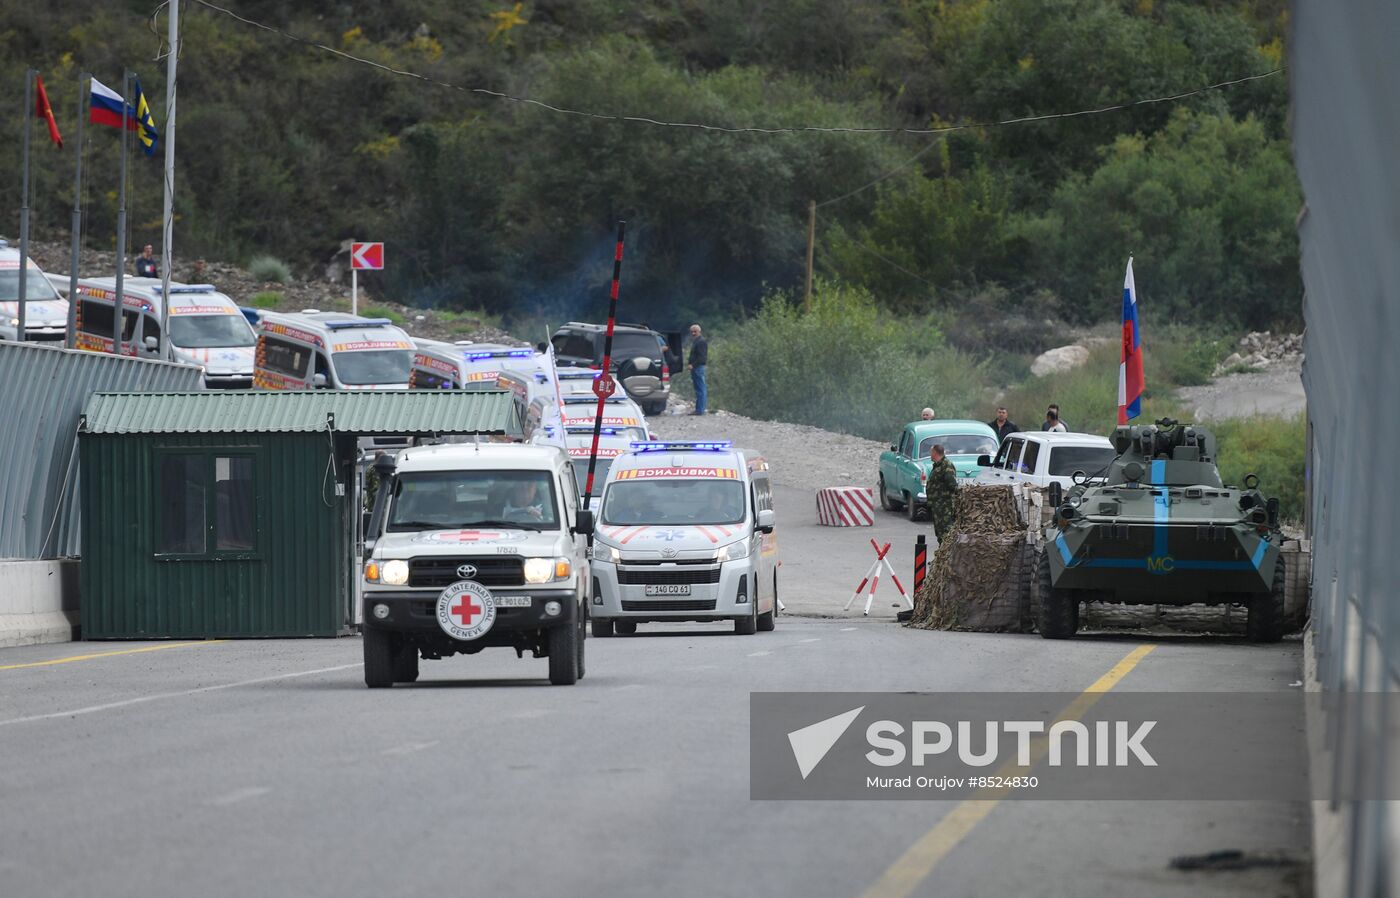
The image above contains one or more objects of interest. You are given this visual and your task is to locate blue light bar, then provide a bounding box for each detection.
[629,440,733,452]
[465,348,534,361]
[326,318,393,329]
[154,284,216,294]
[558,371,600,380]
[567,426,623,435]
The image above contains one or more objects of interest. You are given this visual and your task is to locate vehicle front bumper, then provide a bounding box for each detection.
[363,588,578,637]
[590,559,756,622]
[205,373,254,389]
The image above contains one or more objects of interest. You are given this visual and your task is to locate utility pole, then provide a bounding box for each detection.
[159,0,180,358]
[18,69,35,343]
[66,74,89,348]
[113,69,131,355]
[804,199,816,313]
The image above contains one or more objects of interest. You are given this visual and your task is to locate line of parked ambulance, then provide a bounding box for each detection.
[0,244,657,492]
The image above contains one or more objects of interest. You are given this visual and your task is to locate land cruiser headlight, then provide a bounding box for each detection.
[524,557,571,584]
[381,560,409,585]
[716,540,750,563]
[591,543,621,563]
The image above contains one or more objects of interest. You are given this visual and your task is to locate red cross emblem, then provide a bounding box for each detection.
[451,596,484,627]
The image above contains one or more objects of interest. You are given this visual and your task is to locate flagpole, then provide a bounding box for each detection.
[113,69,131,355]
[66,73,89,348]
[159,0,179,359]
[18,68,35,344]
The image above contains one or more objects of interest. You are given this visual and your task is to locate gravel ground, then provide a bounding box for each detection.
[1176,359,1306,420]
[649,408,887,491]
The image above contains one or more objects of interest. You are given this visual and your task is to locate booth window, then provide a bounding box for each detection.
[154,451,258,557]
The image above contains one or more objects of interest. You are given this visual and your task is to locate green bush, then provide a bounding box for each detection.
[248,255,292,284]
[249,291,283,309]
[1212,415,1306,523]
[361,305,405,326]
[709,279,988,440]
[1147,324,1236,388]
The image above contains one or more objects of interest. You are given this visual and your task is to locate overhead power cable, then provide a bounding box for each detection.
[179,0,1281,143]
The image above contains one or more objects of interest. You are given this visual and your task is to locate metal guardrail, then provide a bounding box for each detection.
[1294,1,1399,893]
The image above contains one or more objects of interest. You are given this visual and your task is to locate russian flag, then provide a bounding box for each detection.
[88,77,128,130]
[1117,257,1145,425]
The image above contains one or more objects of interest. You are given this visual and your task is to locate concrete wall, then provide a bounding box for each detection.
[0,560,80,647]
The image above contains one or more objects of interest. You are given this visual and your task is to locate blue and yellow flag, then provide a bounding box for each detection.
[130,77,159,156]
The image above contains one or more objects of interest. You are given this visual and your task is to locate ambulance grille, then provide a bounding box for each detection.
[621,600,718,612]
[616,567,722,585]
[409,557,524,588]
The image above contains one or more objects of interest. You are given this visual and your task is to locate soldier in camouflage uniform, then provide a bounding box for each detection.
[927,444,959,542]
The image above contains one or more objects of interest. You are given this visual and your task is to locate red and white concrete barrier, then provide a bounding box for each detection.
[816,486,875,527]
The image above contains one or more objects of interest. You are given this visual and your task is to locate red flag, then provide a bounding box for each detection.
[35,75,63,148]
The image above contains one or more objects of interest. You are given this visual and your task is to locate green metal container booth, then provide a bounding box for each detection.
[78,390,521,639]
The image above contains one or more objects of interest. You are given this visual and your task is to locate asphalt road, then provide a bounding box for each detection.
[1,498,1309,898]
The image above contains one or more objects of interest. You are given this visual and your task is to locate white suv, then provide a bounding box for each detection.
[976,431,1117,489]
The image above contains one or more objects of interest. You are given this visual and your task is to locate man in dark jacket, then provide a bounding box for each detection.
[688,323,709,415]
[988,406,1019,442]
[1041,403,1069,431]
[135,244,158,278]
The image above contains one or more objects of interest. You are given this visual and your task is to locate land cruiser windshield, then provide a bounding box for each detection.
[389,470,561,531]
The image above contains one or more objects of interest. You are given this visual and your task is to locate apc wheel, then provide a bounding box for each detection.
[1246,559,1286,643]
[393,644,419,683]
[614,620,637,636]
[758,575,777,632]
[363,627,396,688]
[591,619,615,638]
[548,622,579,685]
[1036,550,1079,639]
[879,476,898,511]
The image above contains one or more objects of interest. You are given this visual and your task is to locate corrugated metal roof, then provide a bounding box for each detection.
[80,389,521,435]
[0,342,205,559]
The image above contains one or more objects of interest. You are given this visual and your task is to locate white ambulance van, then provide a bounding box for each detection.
[254,310,413,389]
[409,339,531,390]
[588,440,778,637]
[0,241,69,344]
[555,366,602,397]
[74,277,256,387]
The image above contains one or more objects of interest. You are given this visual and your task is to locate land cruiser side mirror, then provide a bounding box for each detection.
[756,509,775,534]
[890,444,897,453]
[573,509,594,535]
[1048,482,1063,509]
[976,454,991,467]
[144,335,158,351]
[312,372,328,388]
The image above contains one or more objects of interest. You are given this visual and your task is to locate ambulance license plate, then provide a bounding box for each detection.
[494,596,532,607]
[644,584,691,596]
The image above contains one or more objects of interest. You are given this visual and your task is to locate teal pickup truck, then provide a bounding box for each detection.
[877,419,999,520]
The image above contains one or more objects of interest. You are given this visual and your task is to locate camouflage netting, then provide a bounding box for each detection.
[908,486,1034,632]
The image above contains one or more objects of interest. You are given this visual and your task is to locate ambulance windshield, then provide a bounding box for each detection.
[170,314,256,348]
[333,349,412,386]
[602,479,745,526]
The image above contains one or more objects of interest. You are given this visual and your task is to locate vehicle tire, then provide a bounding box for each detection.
[393,643,419,683]
[614,620,637,636]
[906,494,921,522]
[1036,550,1078,639]
[879,476,896,511]
[591,618,615,638]
[548,622,579,685]
[363,627,397,688]
[645,400,667,416]
[758,574,777,631]
[735,604,758,635]
[576,602,587,680]
[1246,558,1286,643]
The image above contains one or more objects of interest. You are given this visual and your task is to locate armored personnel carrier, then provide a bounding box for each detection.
[1037,418,1285,641]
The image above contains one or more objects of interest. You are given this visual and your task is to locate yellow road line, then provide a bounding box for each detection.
[0,641,226,671]
[858,643,1157,898]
